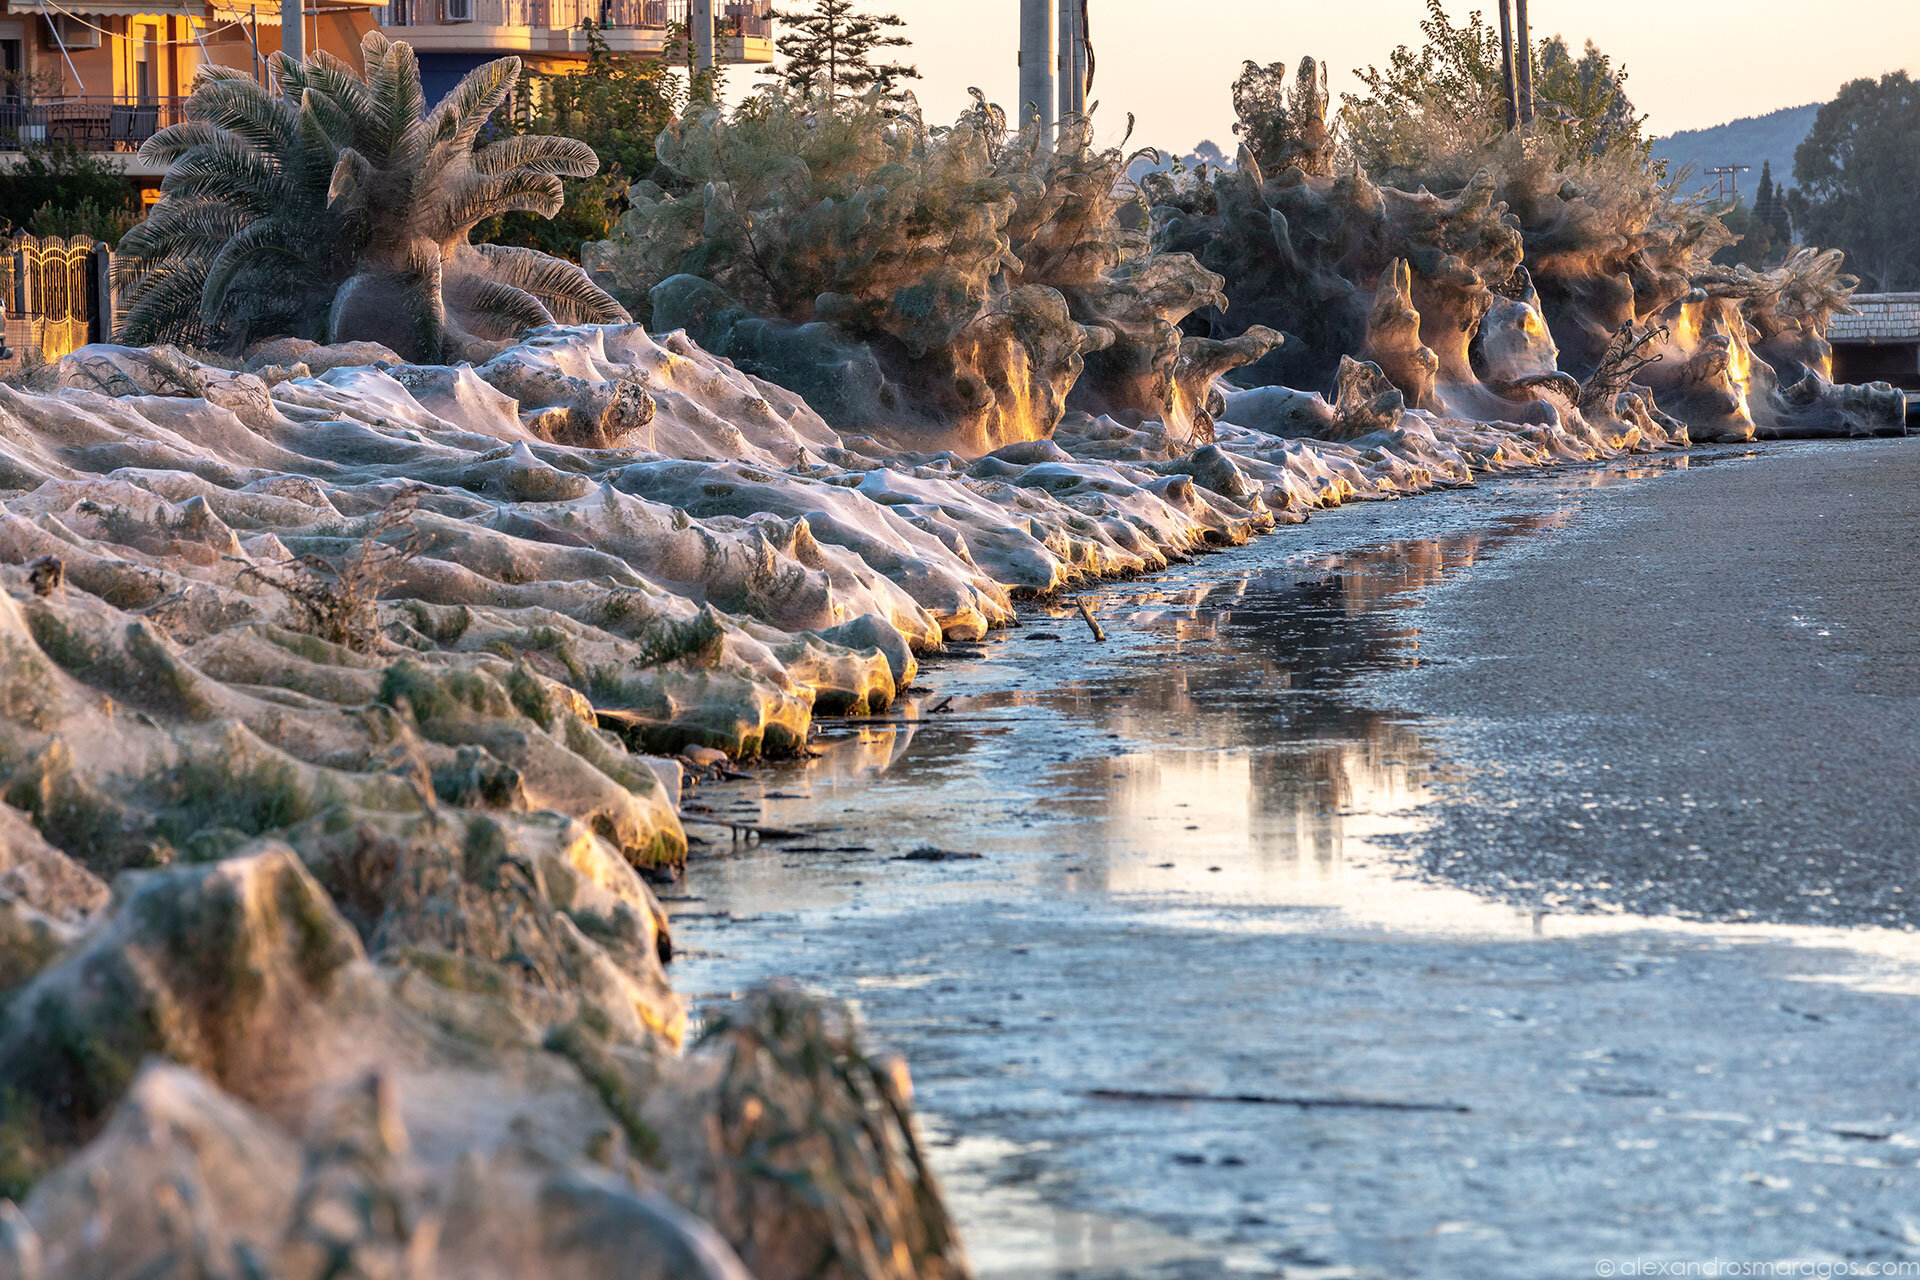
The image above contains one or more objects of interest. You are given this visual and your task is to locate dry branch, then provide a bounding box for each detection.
[233,487,428,652]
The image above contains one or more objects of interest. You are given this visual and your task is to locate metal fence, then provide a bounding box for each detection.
[379,0,768,34]
[2,235,116,374]
[0,98,188,152]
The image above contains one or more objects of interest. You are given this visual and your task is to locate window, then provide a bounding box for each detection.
[442,0,473,22]
[134,27,155,102]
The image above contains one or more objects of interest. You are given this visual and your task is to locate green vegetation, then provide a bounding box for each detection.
[1789,71,1920,291]
[0,146,140,244]
[763,0,919,100]
[379,658,515,723]
[474,22,688,261]
[1751,162,1792,250]
[1714,161,1795,271]
[115,33,624,357]
[157,753,317,847]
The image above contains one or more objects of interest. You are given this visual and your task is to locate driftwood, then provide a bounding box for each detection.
[1080,1088,1469,1114]
[678,815,811,841]
[1578,321,1667,411]
[1074,597,1107,642]
[810,715,1031,727]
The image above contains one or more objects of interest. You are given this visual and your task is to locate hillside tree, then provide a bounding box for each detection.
[1788,71,1920,291]
[1750,160,1791,247]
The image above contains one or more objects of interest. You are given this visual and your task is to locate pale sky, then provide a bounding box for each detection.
[741,1,1920,148]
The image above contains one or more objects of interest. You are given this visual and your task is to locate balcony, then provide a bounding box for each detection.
[0,98,188,153]
[379,0,773,62]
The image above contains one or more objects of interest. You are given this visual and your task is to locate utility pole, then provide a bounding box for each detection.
[1056,0,1084,122]
[280,0,301,65]
[1705,164,1751,201]
[1514,0,1533,125]
[693,0,714,78]
[1019,0,1054,135]
[1497,0,1518,132]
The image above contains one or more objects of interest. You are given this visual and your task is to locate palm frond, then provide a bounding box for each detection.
[365,39,427,164]
[200,218,310,323]
[300,49,377,122]
[435,170,564,236]
[141,120,238,165]
[298,86,357,155]
[116,199,248,277]
[118,252,223,345]
[426,56,520,155]
[466,243,630,323]
[470,133,600,179]
[182,79,297,155]
[446,273,554,338]
[160,141,288,212]
[193,64,254,86]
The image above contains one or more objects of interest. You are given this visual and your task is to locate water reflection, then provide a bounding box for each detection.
[939,513,1570,908]
[688,449,1873,946]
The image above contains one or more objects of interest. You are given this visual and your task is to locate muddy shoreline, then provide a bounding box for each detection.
[671,441,1920,1278]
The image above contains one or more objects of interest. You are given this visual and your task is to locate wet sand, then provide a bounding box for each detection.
[671,441,1920,1278]
[1369,435,1920,926]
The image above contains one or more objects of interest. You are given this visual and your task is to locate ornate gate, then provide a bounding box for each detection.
[4,235,113,368]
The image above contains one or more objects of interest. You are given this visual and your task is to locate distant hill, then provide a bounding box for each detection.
[1651,103,1821,197]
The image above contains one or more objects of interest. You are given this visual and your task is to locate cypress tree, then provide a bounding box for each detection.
[1752,161,1777,237]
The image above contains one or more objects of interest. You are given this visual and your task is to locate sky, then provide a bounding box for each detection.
[738,0,1920,150]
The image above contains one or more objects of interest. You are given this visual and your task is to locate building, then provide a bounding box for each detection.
[1829,293,1920,424]
[376,0,771,109]
[0,0,771,200]
[1,0,387,196]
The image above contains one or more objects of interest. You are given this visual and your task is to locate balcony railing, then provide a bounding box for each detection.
[0,98,188,151]
[381,0,769,35]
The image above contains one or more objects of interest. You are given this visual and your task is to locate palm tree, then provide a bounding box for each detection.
[116,32,629,360]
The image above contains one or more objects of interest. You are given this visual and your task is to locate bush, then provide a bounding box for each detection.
[0,147,139,244]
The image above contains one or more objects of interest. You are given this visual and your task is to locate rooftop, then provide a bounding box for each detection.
[1830,293,1920,344]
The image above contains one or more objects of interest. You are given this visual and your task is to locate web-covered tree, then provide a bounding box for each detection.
[1340,0,1647,185]
[1231,57,1333,177]
[1788,71,1920,291]
[763,0,918,100]
[585,87,1271,451]
[115,32,626,359]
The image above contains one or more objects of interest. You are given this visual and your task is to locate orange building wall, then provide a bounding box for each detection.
[24,4,374,97]
[195,8,374,80]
